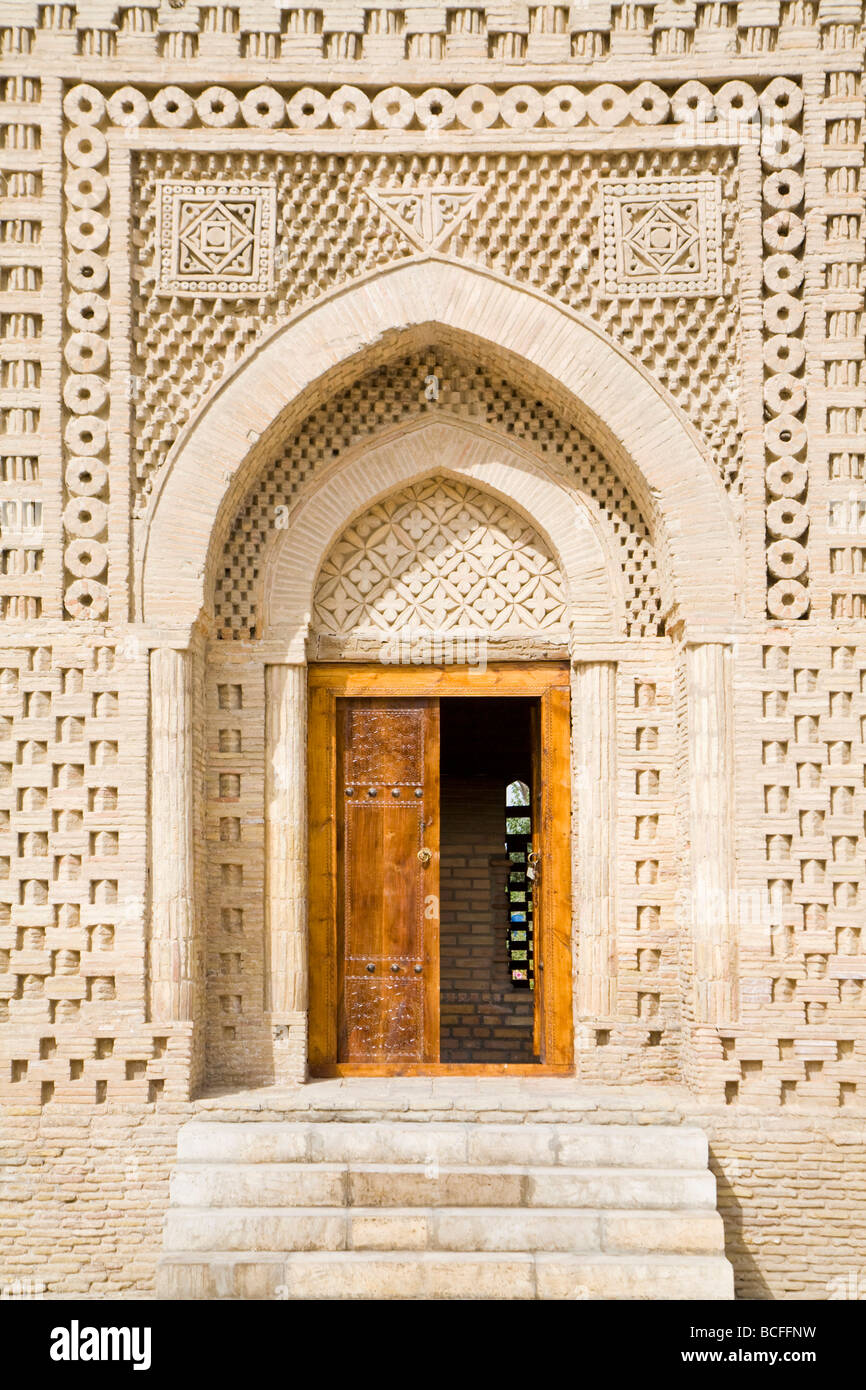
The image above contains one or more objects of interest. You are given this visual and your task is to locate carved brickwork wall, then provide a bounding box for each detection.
[129,140,742,512]
[215,347,665,638]
[203,650,269,1088]
[0,0,864,1300]
[759,80,810,621]
[2,1,860,67]
[577,653,682,1084]
[56,68,854,630]
[0,67,58,625]
[707,635,866,1107]
[0,633,191,1104]
[818,68,866,625]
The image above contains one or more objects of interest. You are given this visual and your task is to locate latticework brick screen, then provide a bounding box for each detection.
[214,347,665,640]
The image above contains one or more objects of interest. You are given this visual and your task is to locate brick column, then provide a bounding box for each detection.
[572,660,618,1021]
[686,642,737,1024]
[264,662,308,1083]
[149,646,196,1022]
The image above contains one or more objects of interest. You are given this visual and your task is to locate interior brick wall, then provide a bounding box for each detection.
[439,772,535,1064]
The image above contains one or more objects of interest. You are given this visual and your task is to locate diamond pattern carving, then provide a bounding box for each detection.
[133,150,742,502]
[601,175,722,297]
[156,181,276,296]
[312,477,568,636]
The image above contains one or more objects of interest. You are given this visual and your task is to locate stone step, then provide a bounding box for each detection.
[164,1205,725,1255]
[157,1250,734,1301]
[170,1162,717,1211]
[177,1120,707,1170]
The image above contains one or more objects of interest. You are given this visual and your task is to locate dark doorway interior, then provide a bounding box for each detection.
[439,697,538,1064]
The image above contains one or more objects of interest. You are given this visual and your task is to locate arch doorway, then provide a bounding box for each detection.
[141,283,742,1092]
[305,467,578,1074]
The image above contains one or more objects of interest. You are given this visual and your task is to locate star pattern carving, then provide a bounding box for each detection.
[313,477,568,636]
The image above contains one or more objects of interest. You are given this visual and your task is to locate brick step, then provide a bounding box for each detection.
[170,1162,717,1210]
[177,1120,708,1169]
[163,1205,726,1255]
[158,1250,735,1301]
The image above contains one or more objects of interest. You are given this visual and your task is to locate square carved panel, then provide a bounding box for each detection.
[600,175,723,298]
[155,181,276,297]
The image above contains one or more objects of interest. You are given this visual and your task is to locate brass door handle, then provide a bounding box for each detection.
[418,848,432,866]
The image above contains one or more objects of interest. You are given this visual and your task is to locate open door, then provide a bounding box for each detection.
[308,663,573,1075]
[534,684,573,1068]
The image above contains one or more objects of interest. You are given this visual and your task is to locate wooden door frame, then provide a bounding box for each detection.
[308,662,574,1076]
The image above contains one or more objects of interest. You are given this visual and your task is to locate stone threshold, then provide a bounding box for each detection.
[192,1076,697,1124]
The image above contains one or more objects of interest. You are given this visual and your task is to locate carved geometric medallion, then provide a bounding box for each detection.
[600,175,722,297]
[365,185,483,252]
[155,181,276,296]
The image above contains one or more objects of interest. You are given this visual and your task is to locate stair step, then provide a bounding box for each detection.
[157,1251,734,1301]
[160,1112,733,1299]
[177,1120,708,1170]
[164,1205,725,1255]
[171,1162,717,1211]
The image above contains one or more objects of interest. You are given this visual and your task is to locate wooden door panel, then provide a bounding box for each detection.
[344,803,425,960]
[343,977,424,1062]
[537,685,574,1068]
[344,703,424,784]
[337,697,439,1064]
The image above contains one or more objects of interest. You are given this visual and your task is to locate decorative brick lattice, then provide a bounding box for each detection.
[600,175,723,298]
[10,6,860,65]
[214,349,664,640]
[0,73,49,620]
[820,69,866,623]
[205,660,268,1089]
[313,477,569,638]
[760,79,809,621]
[574,656,683,1088]
[710,637,866,1109]
[61,84,112,622]
[155,181,276,297]
[619,664,680,1040]
[130,144,743,507]
[0,638,186,1103]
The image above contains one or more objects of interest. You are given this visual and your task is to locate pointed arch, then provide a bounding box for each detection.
[140,258,741,631]
[259,418,623,644]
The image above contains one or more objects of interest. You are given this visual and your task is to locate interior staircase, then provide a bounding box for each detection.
[158,1101,734,1299]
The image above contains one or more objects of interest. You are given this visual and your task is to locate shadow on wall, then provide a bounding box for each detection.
[709,1147,773,1300]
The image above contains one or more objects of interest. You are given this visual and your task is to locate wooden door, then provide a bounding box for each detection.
[336,698,439,1064]
[534,685,573,1067]
[308,663,573,1076]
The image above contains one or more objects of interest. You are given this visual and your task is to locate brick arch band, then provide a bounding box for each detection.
[145,260,743,1080]
[260,419,625,646]
[139,259,742,633]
